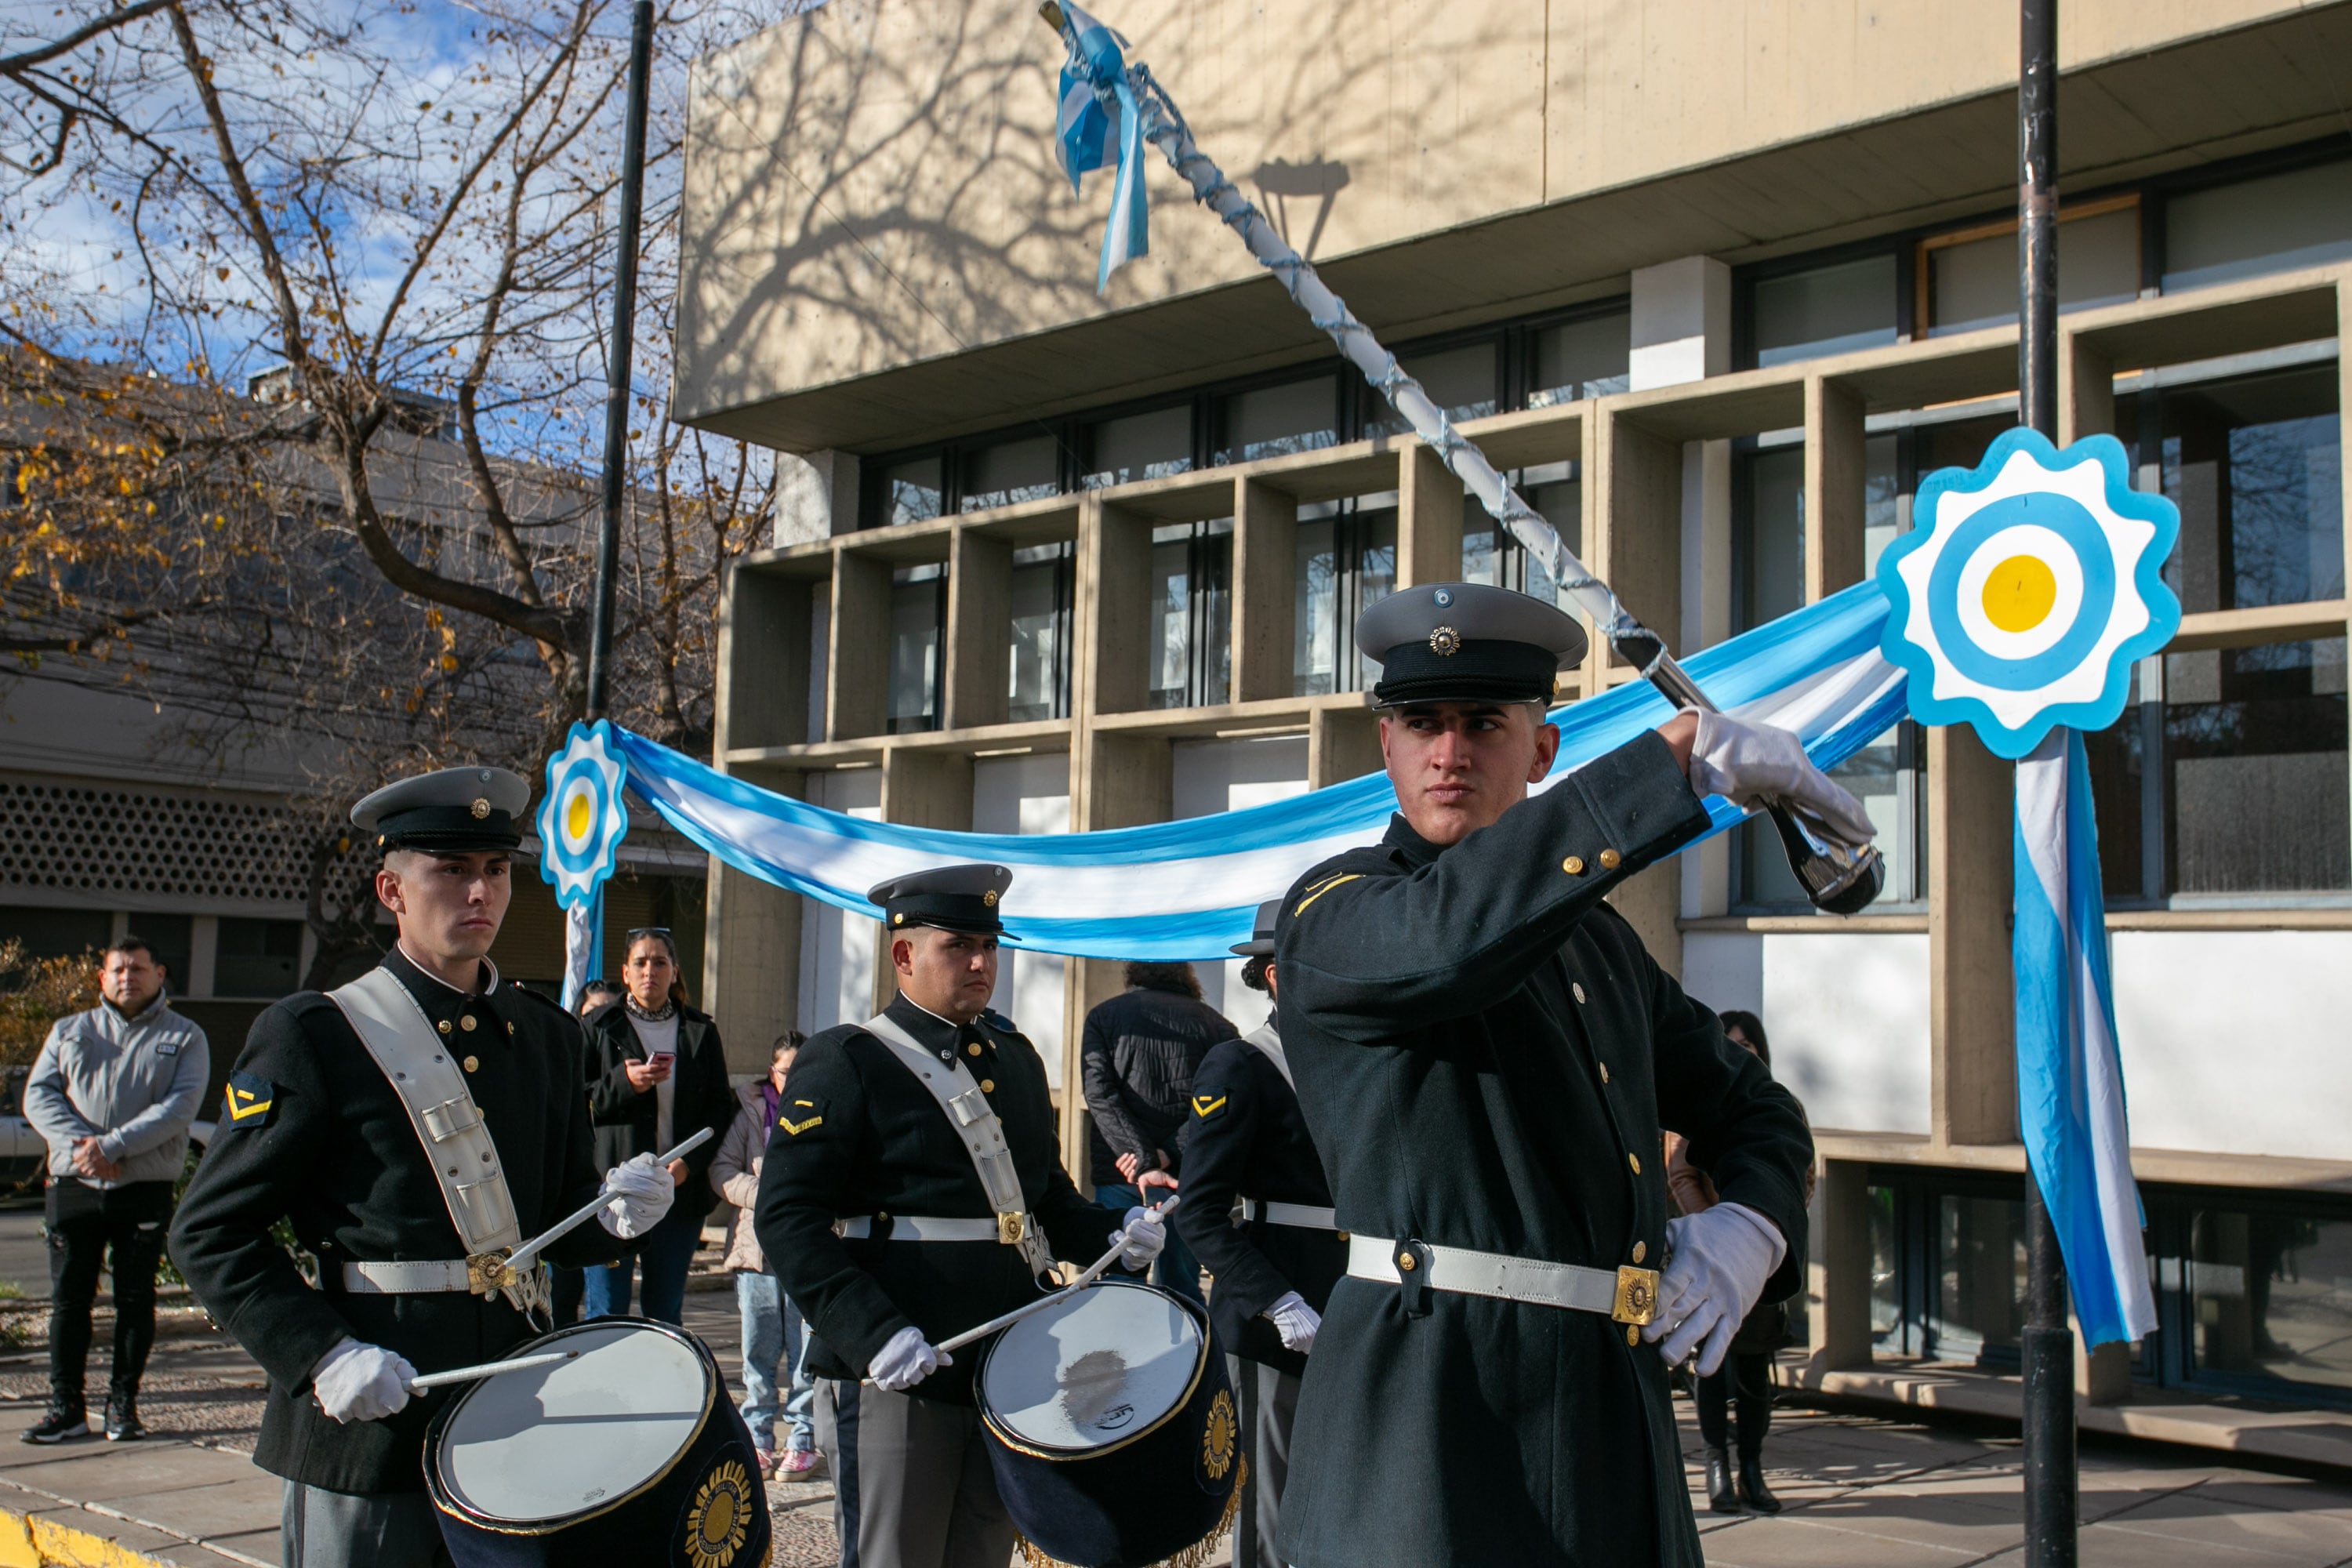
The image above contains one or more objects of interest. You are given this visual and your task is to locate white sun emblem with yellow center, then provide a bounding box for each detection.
[535,720,630,910]
[1878,429,2180,760]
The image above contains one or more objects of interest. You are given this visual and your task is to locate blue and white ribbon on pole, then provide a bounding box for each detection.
[1881,429,2175,1348]
[1054,2,1149,292]
[597,580,1904,963]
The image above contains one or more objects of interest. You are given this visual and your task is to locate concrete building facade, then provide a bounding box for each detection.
[677,0,2352,1428]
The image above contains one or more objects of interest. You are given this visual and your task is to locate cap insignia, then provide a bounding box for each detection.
[470,798,492,819]
[1428,626,1462,656]
[1433,588,1453,607]
[982,889,999,907]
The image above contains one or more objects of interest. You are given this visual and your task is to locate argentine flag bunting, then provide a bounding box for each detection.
[2014,731,2158,1347]
[1880,428,2177,1348]
[1053,2,1150,291]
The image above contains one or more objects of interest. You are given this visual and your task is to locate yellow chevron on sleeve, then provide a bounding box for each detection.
[779,1114,824,1135]
[1292,873,1361,916]
[1191,1094,1227,1116]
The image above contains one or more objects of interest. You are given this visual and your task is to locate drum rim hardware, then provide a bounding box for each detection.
[976,1275,1214,1463]
[424,1317,720,1536]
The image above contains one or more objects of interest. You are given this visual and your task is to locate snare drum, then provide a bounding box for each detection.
[976,1277,1243,1568]
[423,1319,771,1568]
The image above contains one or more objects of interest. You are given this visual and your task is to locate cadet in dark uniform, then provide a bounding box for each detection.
[1171,898,1342,1568]
[756,864,1167,1568]
[1274,584,1865,1568]
[169,768,676,1568]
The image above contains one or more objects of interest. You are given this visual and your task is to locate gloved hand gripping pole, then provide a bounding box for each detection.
[1040,1,1881,913]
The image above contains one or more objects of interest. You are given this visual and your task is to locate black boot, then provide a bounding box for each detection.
[21,1406,88,1445]
[1705,1446,1740,1513]
[103,1394,144,1443]
[1738,1454,1782,1515]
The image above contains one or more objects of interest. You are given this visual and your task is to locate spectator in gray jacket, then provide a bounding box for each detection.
[22,935,209,1444]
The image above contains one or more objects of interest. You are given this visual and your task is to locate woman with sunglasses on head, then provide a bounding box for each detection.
[579,928,739,1323]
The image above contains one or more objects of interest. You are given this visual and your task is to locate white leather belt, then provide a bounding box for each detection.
[837,1214,1036,1243]
[1242,1199,1340,1232]
[1345,1234,1661,1325]
[342,1260,473,1295]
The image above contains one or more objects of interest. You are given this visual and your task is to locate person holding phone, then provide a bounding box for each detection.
[580,928,736,1323]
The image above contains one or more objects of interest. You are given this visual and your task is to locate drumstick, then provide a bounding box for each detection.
[505,1127,715,1272]
[933,1194,1183,1355]
[408,1348,579,1392]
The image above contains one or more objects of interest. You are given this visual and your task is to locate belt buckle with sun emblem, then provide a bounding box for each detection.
[683,1458,753,1568]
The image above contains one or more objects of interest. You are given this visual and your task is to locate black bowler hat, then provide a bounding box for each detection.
[351,766,528,855]
[868,862,1018,940]
[1230,898,1281,957]
[1355,582,1588,707]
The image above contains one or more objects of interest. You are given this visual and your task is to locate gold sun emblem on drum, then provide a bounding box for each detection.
[1202,1388,1238,1481]
[684,1459,753,1568]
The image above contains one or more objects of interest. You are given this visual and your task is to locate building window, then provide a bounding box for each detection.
[874,454,944,528]
[1922,198,2140,337]
[2162,158,2352,293]
[216,916,302,999]
[2140,364,2344,615]
[1750,253,1900,368]
[2169,1200,2352,1399]
[0,906,112,966]
[887,565,946,733]
[1216,375,1340,465]
[1527,309,1631,405]
[1008,543,1074,723]
[128,914,193,997]
[1149,522,1231,710]
[1461,463,1581,602]
[1367,342,1498,437]
[960,435,1061,512]
[1293,502,1397,696]
[1084,405,1193,488]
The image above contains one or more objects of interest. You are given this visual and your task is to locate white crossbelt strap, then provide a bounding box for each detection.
[1242,1024,1293,1091]
[861,1012,1052,1276]
[1346,1233,1654,1322]
[1243,1199,1338,1231]
[836,1215,1003,1243]
[341,1260,470,1295]
[328,968,543,1314]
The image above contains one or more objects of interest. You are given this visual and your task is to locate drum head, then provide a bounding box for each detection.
[980,1277,1204,1454]
[435,1321,712,1524]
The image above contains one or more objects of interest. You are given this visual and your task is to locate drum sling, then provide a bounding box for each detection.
[859,1011,1054,1277]
[327,967,546,1316]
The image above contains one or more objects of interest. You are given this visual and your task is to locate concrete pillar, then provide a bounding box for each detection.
[1628,257,1731,391]
[706,857,802,1075]
[1929,726,2015,1145]
[1062,730,1171,1180]
[2062,336,2116,443]
[771,450,859,546]
[1232,479,1298,703]
[945,526,1013,731]
[1308,706,1385,789]
[1080,499,1153,717]
[1678,437,1733,920]
[1807,1159,1876,1373]
[827,552,889,741]
[1805,376,1868,601]
[1396,441,1463,590]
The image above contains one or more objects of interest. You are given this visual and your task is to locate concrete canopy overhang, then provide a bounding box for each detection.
[675,2,2352,456]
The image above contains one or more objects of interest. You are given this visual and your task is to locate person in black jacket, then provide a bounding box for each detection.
[581,927,737,1324]
[756,864,1166,1568]
[1274,583,1842,1568]
[1079,960,1231,1305]
[1172,899,1342,1568]
[168,767,673,1568]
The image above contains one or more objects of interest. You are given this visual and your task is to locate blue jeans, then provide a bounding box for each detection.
[1094,1182,1204,1306]
[583,1199,700,1324]
[736,1270,815,1454]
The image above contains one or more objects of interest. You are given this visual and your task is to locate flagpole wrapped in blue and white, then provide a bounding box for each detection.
[537,720,632,1010]
[1879,428,2177,1348]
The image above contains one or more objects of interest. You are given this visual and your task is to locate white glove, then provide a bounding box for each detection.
[1264,1290,1321,1354]
[1110,1204,1167,1270]
[1684,708,1877,848]
[310,1337,417,1424]
[597,1152,675,1240]
[1641,1203,1787,1376]
[867,1326,951,1392]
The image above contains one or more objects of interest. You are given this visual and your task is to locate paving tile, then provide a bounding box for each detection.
[97,1477,283,1541]
[2092,1490,2352,1566]
[1695,1514,1981,1567]
[1771,1490,2024,1555]
[2,1444,260,1502]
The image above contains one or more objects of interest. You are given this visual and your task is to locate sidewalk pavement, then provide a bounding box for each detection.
[0,1298,2347,1566]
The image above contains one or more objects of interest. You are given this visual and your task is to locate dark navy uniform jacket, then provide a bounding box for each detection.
[1173,1022,1343,1377]
[1273,733,1816,1568]
[754,991,1123,1404]
[167,947,619,1494]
